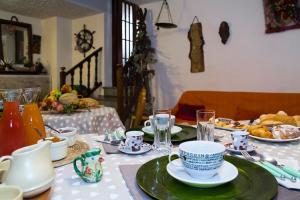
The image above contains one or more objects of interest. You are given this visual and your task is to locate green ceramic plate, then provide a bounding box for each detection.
[136,155,278,200]
[139,124,196,143]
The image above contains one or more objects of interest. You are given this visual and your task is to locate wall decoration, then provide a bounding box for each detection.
[219,21,230,44]
[155,0,177,30]
[263,0,300,33]
[74,24,95,57]
[188,16,205,73]
[0,16,33,68]
[32,35,41,54]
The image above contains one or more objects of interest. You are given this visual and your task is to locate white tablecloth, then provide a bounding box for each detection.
[47,129,300,200]
[42,107,124,135]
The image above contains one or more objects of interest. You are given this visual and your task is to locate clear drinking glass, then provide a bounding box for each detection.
[153,109,173,154]
[196,110,215,141]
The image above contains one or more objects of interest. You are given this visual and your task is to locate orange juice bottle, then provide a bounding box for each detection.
[0,89,25,156]
[22,103,46,145]
[22,87,46,145]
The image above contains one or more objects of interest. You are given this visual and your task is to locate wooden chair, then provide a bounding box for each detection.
[116,64,149,128]
[129,86,148,128]
[116,64,125,121]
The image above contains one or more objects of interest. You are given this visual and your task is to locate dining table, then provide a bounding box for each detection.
[29,126,300,200]
[42,106,124,134]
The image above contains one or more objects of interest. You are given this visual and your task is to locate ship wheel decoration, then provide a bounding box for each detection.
[74,24,95,57]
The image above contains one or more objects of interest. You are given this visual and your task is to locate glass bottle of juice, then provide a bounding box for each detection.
[0,89,25,156]
[22,87,46,145]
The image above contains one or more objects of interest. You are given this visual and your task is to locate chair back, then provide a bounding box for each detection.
[116,64,124,121]
[131,86,147,128]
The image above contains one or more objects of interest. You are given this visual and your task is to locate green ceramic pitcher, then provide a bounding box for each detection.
[73,148,103,183]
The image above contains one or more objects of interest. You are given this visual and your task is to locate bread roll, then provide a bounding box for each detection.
[259,114,296,126]
[293,115,300,126]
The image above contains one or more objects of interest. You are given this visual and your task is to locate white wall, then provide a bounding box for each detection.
[42,17,72,89]
[142,0,300,109]
[72,13,105,89]
[41,17,57,88]
[0,10,42,63]
[57,17,72,73]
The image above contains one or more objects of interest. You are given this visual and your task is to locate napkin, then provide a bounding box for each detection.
[101,143,120,154]
[228,154,300,191]
[119,164,152,200]
[275,158,300,190]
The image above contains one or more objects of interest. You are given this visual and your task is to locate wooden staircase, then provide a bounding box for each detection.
[60,47,103,97]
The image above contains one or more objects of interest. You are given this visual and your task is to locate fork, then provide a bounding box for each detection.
[240,150,285,180]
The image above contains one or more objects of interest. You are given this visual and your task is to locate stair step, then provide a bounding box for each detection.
[97,95,117,109]
[103,87,117,97]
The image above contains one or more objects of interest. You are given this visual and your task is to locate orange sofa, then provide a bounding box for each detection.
[172,91,300,124]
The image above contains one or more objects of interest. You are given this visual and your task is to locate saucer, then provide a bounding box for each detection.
[166,159,238,188]
[226,144,256,154]
[142,125,182,135]
[118,143,152,155]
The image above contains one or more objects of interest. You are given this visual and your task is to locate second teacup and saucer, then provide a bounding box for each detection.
[142,115,182,135]
[225,131,256,154]
[118,131,152,155]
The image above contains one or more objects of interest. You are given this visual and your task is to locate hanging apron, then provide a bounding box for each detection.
[188,16,205,73]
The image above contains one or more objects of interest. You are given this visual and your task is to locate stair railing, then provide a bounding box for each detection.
[60,47,103,96]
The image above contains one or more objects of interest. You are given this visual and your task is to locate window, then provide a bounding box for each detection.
[121,1,136,65]
[112,0,138,85]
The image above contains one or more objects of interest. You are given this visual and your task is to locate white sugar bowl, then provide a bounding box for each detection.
[38,137,68,161]
[52,127,78,146]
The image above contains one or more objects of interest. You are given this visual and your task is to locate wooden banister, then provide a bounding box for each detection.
[60,47,103,96]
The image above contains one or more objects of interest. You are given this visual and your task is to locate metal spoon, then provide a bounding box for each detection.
[34,127,45,141]
[45,124,62,134]
[256,153,277,165]
[96,140,121,146]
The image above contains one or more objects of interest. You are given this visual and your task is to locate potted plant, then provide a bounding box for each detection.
[124,8,157,116]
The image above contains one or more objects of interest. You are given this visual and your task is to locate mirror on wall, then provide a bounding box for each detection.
[0,17,33,73]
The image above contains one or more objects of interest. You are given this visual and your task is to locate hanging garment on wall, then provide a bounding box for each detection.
[188,16,205,73]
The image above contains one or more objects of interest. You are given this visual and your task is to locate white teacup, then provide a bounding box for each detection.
[169,141,225,179]
[144,115,176,130]
[125,131,144,152]
[231,131,249,150]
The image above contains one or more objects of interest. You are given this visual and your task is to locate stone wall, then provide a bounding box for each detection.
[0,75,51,100]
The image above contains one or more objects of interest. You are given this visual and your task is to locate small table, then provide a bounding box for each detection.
[42,106,124,134]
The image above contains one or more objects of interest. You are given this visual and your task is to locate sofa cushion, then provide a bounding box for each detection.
[176,103,205,121]
[172,91,300,124]
[235,107,261,121]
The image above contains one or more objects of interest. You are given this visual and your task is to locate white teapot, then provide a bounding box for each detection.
[0,141,55,198]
